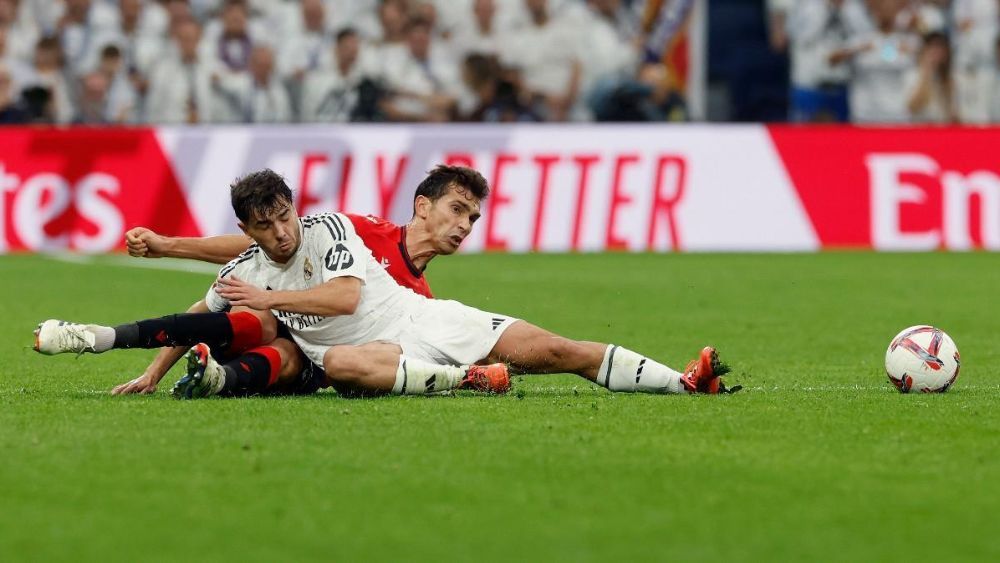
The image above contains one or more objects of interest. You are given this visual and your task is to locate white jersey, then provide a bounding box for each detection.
[205,212,424,365]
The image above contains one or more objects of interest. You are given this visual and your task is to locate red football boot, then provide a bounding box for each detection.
[681,346,735,394]
[458,363,511,394]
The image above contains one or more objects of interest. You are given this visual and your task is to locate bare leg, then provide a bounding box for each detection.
[322,343,488,397]
[484,320,701,394]
[323,342,405,395]
[483,321,606,382]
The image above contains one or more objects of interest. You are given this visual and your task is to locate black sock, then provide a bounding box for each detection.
[219,352,273,396]
[112,313,235,349]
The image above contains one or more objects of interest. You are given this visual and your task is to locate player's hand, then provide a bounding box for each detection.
[111,373,159,395]
[216,276,272,310]
[126,227,170,259]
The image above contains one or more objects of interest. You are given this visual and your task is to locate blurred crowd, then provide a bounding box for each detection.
[0,0,689,125]
[767,0,1000,124]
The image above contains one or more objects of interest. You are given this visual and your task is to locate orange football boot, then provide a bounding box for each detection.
[458,363,511,394]
[681,346,735,394]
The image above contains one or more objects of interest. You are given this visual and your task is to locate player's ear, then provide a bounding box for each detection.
[414,195,431,219]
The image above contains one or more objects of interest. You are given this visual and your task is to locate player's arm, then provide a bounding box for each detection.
[214,213,368,316]
[126,227,253,264]
[110,299,210,395]
[215,275,361,317]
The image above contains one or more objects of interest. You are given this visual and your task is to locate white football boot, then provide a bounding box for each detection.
[33,320,97,356]
[171,343,226,399]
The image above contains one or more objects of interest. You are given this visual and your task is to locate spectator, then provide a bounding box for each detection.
[300,27,371,122]
[905,31,956,123]
[896,0,946,35]
[0,61,29,123]
[834,0,919,123]
[19,36,73,122]
[54,0,119,76]
[204,0,261,73]
[951,0,998,124]
[278,0,331,79]
[212,43,291,123]
[163,0,194,30]
[114,0,167,79]
[380,16,460,121]
[460,51,539,122]
[73,70,110,123]
[450,0,507,60]
[146,17,214,123]
[94,43,136,123]
[369,0,408,63]
[1,0,37,63]
[590,61,686,122]
[577,0,640,114]
[503,0,582,121]
[787,0,868,122]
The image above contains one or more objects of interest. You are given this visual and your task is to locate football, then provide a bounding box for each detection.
[885,326,961,393]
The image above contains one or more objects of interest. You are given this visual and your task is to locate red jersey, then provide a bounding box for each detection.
[346,214,433,298]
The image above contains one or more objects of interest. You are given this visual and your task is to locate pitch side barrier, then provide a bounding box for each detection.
[1,124,998,254]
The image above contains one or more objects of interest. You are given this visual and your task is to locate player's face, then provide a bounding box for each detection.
[240,201,301,263]
[424,186,481,254]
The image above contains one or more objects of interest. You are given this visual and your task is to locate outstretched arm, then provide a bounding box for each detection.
[215,276,361,317]
[110,299,209,395]
[126,227,253,264]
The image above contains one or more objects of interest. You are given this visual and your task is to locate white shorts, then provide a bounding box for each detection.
[398,299,518,366]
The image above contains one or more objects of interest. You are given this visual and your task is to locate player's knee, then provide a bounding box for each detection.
[258,313,279,343]
[272,339,301,377]
[323,346,364,385]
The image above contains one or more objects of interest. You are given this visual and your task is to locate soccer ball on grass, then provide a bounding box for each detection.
[884,325,961,393]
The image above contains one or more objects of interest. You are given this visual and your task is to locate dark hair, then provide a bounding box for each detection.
[463,53,501,90]
[921,31,951,82]
[100,44,121,60]
[336,27,357,43]
[413,165,490,211]
[230,169,294,223]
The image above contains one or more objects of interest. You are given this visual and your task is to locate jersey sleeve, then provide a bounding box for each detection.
[310,213,368,284]
[204,245,260,312]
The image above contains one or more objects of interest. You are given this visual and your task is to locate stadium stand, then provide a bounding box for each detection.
[0,0,997,124]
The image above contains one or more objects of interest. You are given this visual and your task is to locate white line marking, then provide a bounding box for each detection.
[44,254,218,275]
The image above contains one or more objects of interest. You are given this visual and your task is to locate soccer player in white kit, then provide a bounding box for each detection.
[35,169,735,397]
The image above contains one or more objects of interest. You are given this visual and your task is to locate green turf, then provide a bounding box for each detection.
[1,252,998,562]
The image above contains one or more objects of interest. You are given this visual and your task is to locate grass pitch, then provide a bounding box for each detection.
[1,252,998,562]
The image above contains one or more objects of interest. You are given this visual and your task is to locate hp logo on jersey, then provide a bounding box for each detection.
[324,244,355,271]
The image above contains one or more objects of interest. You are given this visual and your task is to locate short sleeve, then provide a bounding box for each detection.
[309,213,368,284]
[205,245,260,312]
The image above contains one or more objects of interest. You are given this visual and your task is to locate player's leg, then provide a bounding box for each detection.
[484,320,729,394]
[321,342,509,397]
[171,337,302,399]
[33,308,277,356]
[481,321,606,379]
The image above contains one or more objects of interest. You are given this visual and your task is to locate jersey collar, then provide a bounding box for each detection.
[398,225,424,278]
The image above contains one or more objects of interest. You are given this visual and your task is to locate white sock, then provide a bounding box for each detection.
[87,324,115,353]
[597,345,687,394]
[391,356,465,395]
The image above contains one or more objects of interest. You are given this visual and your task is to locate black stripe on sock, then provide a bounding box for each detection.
[636,358,646,384]
[603,345,619,388]
[401,360,408,394]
